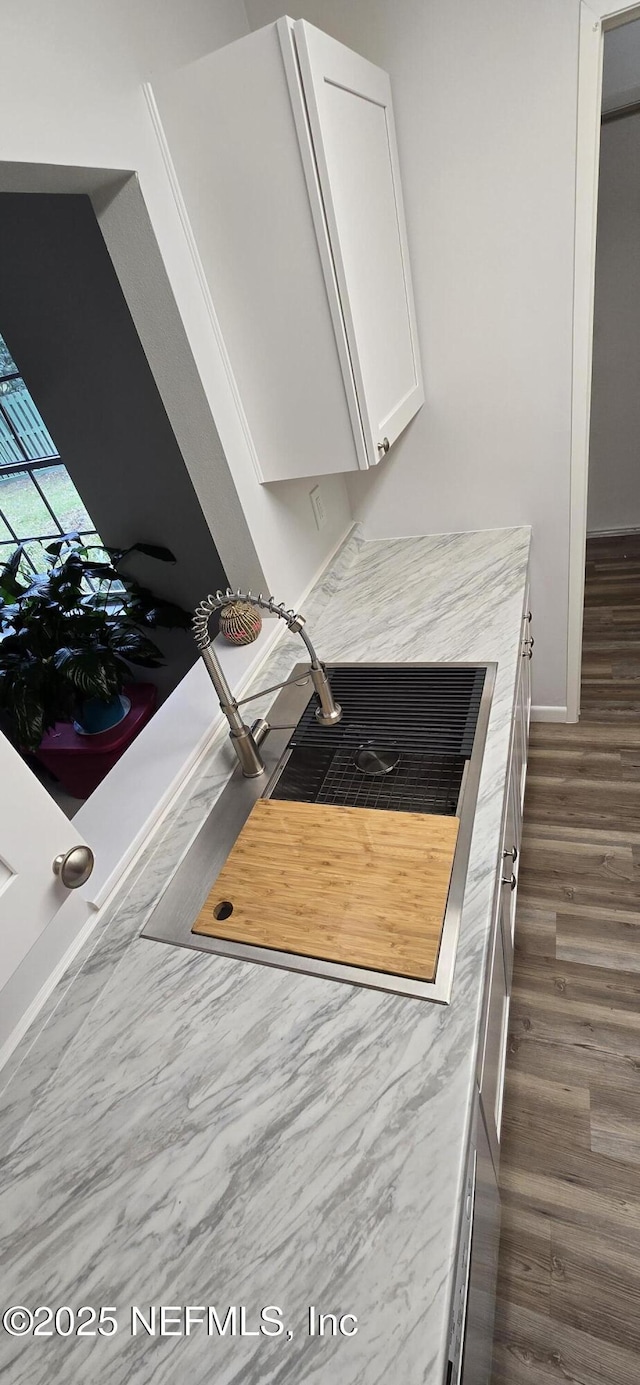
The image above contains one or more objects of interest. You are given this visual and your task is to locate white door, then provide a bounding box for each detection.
[0,730,94,994]
[294,19,424,467]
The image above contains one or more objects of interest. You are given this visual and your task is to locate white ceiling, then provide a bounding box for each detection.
[603,18,640,112]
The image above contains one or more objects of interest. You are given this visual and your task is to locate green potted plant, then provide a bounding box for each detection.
[0,535,191,751]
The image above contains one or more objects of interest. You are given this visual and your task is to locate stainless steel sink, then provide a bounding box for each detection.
[142,662,496,1002]
[268,662,486,815]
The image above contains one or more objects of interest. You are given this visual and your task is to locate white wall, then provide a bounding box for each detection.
[246,0,581,711]
[0,0,352,612]
[588,113,640,533]
[1,0,590,711]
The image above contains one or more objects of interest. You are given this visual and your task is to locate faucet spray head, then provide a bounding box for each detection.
[192,589,342,763]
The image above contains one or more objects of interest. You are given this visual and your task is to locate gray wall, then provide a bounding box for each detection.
[588,113,640,534]
[0,191,228,700]
[602,16,640,115]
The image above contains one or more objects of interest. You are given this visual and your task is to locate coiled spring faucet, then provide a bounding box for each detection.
[193,590,342,777]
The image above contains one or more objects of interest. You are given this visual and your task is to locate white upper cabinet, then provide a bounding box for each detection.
[292,20,423,466]
[150,18,423,483]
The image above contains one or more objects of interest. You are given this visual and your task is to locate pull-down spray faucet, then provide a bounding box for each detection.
[192,590,342,777]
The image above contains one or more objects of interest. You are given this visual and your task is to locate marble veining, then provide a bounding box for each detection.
[0,525,530,1385]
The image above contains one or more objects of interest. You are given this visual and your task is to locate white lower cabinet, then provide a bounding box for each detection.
[479,596,531,1168]
[450,594,532,1384]
[459,1104,502,1385]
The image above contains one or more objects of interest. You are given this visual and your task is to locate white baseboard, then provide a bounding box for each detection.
[587,525,640,538]
[531,705,570,723]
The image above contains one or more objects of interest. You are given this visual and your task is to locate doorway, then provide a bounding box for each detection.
[588,27,640,539]
[568,0,640,720]
[577,21,640,723]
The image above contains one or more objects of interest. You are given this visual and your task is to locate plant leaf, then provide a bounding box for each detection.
[12,689,45,752]
[54,647,120,698]
[107,629,165,666]
[0,545,29,599]
[133,599,192,630]
[128,542,177,564]
[79,562,122,580]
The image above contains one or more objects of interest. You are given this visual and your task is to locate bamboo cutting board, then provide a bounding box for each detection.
[192,799,459,981]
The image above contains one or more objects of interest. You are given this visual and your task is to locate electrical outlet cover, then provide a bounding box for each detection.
[310,485,327,529]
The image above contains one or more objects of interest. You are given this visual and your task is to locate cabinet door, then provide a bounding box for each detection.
[509,667,525,834]
[152,23,365,483]
[514,595,532,814]
[294,20,424,467]
[521,603,533,754]
[499,772,520,990]
[461,1106,501,1385]
[479,911,510,1167]
[0,730,93,1009]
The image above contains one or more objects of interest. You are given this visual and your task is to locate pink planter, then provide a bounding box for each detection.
[36,683,157,799]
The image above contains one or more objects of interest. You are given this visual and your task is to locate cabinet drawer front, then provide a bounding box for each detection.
[294,19,424,466]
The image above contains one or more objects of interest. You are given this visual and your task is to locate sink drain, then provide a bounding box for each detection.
[354,747,400,777]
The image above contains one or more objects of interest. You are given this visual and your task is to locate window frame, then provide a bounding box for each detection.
[0,357,100,574]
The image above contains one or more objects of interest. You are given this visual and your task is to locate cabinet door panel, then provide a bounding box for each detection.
[294,20,424,466]
[522,590,532,738]
[510,664,525,827]
[499,770,519,989]
[319,84,415,427]
[480,914,509,1165]
[461,1107,501,1385]
[515,590,532,811]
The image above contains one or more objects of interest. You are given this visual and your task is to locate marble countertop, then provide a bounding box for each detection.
[0,524,530,1385]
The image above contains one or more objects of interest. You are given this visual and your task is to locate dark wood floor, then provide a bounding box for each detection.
[491,532,640,1385]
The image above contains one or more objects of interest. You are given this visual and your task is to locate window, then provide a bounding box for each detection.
[0,333,101,574]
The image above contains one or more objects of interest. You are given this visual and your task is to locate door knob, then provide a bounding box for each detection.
[53,845,94,889]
